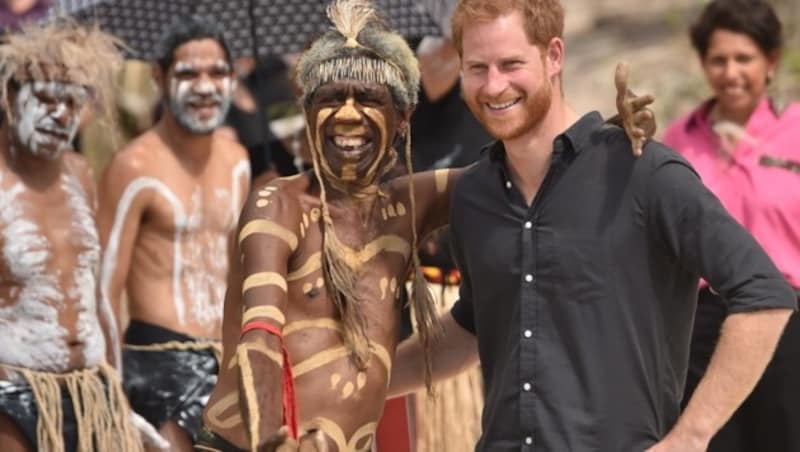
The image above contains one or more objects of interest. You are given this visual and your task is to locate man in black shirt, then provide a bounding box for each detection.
[389,1,797,451]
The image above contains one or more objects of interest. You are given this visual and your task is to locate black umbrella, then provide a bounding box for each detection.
[54,0,442,60]
[53,0,257,60]
[257,0,442,56]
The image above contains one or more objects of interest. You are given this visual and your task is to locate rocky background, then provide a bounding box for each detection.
[562,0,800,133]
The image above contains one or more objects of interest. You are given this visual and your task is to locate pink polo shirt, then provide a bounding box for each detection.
[663,97,800,289]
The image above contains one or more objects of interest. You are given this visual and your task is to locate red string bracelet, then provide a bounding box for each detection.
[241,320,298,439]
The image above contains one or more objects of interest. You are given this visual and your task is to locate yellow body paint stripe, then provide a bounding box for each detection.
[239,219,298,251]
[237,348,260,451]
[303,418,377,452]
[434,169,450,194]
[350,421,379,452]
[206,392,243,430]
[242,272,287,293]
[242,306,286,326]
[329,234,410,269]
[293,346,350,377]
[287,252,322,281]
[305,418,348,452]
[239,342,283,367]
[283,318,343,336]
[371,343,392,375]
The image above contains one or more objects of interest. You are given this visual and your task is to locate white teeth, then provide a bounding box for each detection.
[334,136,366,148]
[487,99,519,110]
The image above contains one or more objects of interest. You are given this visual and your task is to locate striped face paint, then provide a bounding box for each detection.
[308,80,401,191]
[11,81,88,160]
[168,59,234,135]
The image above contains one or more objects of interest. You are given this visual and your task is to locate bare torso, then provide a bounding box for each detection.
[205,168,457,451]
[0,150,105,377]
[99,129,249,340]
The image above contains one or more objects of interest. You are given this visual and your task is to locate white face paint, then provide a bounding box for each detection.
[168,60,234,135]
[11,81,88,160]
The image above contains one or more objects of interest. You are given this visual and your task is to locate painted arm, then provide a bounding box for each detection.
[389,311,478,397]
[96,151,150,345]
[234,188,300,451]
[409,166,468,237]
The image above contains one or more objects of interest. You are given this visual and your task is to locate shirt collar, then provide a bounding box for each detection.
[685,96,781,132]
[485,111,605,163]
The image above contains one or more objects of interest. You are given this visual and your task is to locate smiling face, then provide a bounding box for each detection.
[701,28,777,121]
[306,79,405,190]
[9,80,89,160]
[460,11,554,141]
[165,38,234,135]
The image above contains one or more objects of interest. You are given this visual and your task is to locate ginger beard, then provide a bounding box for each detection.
[11,81,87,160]
[312,103,394,190]
[168,61,234,135]
[465,64,553,141]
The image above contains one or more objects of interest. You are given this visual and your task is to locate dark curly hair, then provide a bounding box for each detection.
[689,0,782,58]
[156,15,233,72]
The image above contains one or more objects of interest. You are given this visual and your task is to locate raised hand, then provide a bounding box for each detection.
[614,62,656,157]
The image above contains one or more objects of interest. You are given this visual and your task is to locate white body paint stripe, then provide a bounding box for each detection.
[230,159,250,226]
[101,177,188,325]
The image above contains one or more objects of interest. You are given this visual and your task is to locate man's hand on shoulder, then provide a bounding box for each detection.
[613,62,656,157]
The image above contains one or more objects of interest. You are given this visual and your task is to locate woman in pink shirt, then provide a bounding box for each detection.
[662,1,800,451]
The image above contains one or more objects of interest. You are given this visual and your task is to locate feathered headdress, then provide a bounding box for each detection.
[296,0,420,112]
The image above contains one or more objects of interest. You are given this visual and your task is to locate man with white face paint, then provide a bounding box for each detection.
[97,15,250,452]
[0,21,145,452]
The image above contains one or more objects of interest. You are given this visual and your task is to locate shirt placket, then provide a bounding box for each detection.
[520,213,537,451]
[519,138,565,451]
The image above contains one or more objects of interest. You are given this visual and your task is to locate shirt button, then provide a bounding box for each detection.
[524,274,533,283]
[525,436,533,445]
[523,329,532,338]
[524,221,532,229]
[523,382,532,391]
[505,181,512,189]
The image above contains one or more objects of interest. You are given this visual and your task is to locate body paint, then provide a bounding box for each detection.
[168,61,234,135]
[101,177,189,325]
[304,418,377,452]
[434,169,450,194]
[206,392,243,429]
[0,176,69,372]
[326,233,411,270]
[62,171,106,368]
[12,82,87,160]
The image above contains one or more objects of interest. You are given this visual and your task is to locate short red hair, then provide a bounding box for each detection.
[451,0,564,54]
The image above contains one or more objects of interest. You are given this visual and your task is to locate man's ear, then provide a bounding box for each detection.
[151,64,166,94]
[545,37,565,80]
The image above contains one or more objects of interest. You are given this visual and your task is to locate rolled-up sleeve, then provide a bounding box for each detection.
[449,200,477,335]
[645,153,797,313]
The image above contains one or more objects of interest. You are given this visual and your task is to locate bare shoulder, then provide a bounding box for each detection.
[102,131,162,182]
[213,129,249,164]
[62,151,94,180]
[240,173,313,227]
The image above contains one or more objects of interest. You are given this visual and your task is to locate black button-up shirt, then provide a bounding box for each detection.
[449,112,796,451]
